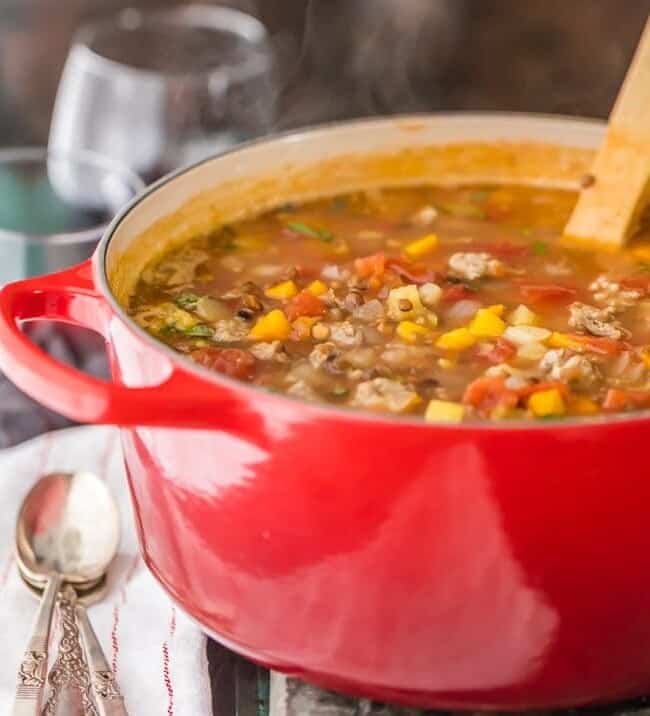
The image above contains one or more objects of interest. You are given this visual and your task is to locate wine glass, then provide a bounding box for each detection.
[49,4,276,182]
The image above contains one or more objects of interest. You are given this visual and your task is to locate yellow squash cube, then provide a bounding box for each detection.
[469,308,506,338]
[404,233,439,259]
[528,388,566,417]
[425,399,465,423]
[307,280,327,296]
[249,309,291,340]
[397,321,429,343]
[547,332,584,351]
[265,280,298,300]
[436,327,476,351]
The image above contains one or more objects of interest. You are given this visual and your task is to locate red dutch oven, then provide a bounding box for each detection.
[1,115,649,711]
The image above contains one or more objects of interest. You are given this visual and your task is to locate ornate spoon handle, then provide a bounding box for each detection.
[76,604,128,715]
[42,585,97,716]
[12,574,61,716]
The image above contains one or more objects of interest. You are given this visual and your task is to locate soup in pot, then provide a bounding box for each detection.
[129,184,650,422]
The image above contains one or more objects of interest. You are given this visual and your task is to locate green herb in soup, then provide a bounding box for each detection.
[130,184,650,423]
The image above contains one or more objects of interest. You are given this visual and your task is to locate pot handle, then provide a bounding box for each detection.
[0,260,255,432]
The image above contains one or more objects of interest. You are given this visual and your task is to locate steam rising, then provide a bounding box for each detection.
[263,0,641,127]
[271,0,466,128]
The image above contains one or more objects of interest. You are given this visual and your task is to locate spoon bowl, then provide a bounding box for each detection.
[15,471,120,588]
[12,471,121,716]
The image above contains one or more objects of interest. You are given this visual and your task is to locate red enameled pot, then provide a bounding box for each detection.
[1,115,649,711]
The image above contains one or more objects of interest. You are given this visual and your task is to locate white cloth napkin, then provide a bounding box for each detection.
[0,425,213,715]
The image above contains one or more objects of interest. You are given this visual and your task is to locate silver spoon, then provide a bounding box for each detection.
[47,584,127,715]
[12,471,122,716]
[20,576,116,716]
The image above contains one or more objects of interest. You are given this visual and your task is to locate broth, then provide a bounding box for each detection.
[129,183,650,422]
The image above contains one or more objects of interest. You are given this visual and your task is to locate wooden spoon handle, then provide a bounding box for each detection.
[565,15,650,247]
[12,575,61,716]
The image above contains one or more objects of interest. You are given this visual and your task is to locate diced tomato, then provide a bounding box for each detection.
[354,253,386,280]
[516,381,569,399]
[385,257,437,285]
[462,377,519,412]
[564,333,627,356]
[285,290,326,322]
[621,275,650,293]
[603,388,650,412]
[482,338,517,364]
[443,284,475,302]
[519,283,577,304]
[190,348,256,380]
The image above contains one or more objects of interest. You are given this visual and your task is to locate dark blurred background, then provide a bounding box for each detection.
[3,0,650,147]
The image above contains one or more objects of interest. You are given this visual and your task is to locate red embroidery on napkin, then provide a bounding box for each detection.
[111,605,121,675]
[162,607,176,716]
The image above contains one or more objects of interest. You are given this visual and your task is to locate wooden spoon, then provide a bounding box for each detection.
[565,15,650,248]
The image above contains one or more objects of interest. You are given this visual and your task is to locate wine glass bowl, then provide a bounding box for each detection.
[49,5,276,182]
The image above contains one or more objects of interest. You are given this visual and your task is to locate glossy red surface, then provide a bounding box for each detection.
[2,258,650,710]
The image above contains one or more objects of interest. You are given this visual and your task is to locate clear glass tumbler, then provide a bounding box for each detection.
[0,147,144,285]
[49,4,276,182]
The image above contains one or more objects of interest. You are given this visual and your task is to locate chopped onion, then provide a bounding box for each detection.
[344,347,377,369]
[354,299,384,322]
[505,375,529,390]
[516,342,547,360]
[444,300,482,324]
[252,264,285,278]
[504,325,551,345]
[220,255,245,273]
[322,264,345,280]
[196,296,230,322]
[361,325,385,345]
